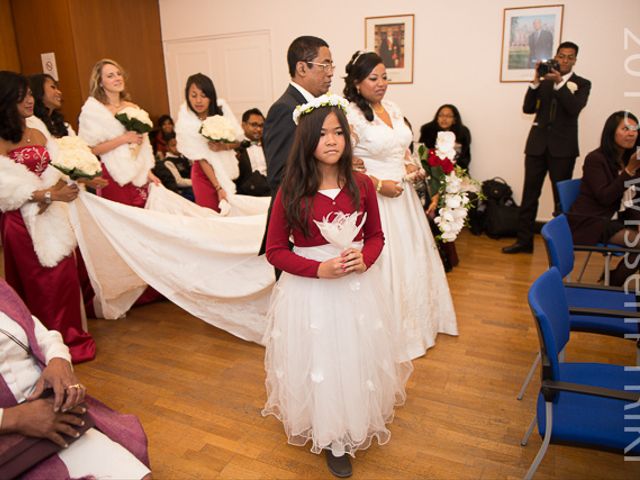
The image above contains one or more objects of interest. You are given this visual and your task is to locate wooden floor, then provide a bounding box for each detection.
[4,231,640,479]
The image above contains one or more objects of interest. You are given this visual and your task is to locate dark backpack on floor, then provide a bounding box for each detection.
[481,177,520,239]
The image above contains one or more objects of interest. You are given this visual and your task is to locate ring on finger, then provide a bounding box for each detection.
[66,384,82,390]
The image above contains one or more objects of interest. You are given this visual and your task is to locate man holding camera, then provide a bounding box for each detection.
[503,41,591,254]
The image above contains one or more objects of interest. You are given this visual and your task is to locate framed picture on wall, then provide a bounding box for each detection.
[365,14,414,84]
[500,5,564,82]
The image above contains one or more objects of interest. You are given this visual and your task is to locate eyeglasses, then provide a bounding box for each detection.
[307,61,335,72]
[247,122,264,128]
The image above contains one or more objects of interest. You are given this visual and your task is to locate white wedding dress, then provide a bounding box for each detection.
[347,100,458,360]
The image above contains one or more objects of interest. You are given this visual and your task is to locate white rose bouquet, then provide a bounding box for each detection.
[115,106,153,158]
[200,115,237,143]
[114,106,153,134]
[52,136,102,180]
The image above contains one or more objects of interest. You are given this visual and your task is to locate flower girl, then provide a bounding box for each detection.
[262,95,412,478]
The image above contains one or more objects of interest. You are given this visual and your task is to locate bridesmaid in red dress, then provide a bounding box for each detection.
[78,59,160,207]
[184,73,239,212]
[78,59,161,305]
[0,71,96,363]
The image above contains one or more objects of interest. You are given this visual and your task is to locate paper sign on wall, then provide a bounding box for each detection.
[40,52,59,81]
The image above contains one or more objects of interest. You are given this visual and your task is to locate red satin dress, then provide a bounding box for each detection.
[97,162,149,208]
[191,160,221,213]
[0,145,96,363]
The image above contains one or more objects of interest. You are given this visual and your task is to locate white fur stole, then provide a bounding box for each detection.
[78,97,153,187]
[174,100,243,194]
[0,144,77,267]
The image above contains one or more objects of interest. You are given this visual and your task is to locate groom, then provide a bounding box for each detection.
[259,36,334,256]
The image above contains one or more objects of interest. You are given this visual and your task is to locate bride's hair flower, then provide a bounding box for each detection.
[292,93,349,125]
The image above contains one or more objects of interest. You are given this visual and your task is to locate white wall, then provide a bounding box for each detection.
[160,0,640,221]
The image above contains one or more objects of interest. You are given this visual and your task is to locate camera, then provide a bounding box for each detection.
[537,59,560,76]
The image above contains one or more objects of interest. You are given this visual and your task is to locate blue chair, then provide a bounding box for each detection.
[517,214,640,400]
[521,267,640,479]
[556,178,625,285]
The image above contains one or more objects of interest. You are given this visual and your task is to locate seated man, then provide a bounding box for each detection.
[0,278,150,479]
[153,133,194,201]
[234,108,271,196]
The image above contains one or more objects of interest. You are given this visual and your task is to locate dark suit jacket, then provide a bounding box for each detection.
[523,72,591,158]
[234,141,270,196]
[263,84,307,192]
[568,148,640,244]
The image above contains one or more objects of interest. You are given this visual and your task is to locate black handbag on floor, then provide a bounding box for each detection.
[482,177,520,238]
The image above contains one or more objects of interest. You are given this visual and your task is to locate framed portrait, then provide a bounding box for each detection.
[365,14,414,84]
[500,5,564,82]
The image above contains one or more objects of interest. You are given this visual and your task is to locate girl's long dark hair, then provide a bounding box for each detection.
[280,106,360,236]
[343,51,384,122]
[0,71,28,143]
[185,73,223,117]
[600,111,639,168]
[29,73,69,138]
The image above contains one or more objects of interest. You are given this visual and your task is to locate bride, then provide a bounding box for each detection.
[344,51,458,360]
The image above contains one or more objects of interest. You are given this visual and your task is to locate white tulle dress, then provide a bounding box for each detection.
[262,184,412,457]
[347,100,458,360]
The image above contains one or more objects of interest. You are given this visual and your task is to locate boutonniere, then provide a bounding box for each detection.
[566,81,578,94]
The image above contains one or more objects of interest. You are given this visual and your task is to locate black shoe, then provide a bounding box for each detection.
[502,242,533,254]
[325,450,352,478]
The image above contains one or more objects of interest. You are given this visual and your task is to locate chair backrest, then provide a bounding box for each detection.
[528,267,571,380]
[556,179,581,213]
[540,214,574,278]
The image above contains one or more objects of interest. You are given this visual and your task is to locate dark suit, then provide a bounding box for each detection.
[234,141,270,196]
[516,73,591,245]
[264,84,307,192]
[259,84,307,257]
[528,29,553,66]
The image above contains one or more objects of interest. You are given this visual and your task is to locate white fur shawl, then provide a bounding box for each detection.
[0,144,77,267]
[78,97,153,187]
[174,100,243,194]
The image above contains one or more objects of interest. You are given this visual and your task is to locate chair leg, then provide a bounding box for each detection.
[517,352,541,400]
[576,251,592,283]
[604,253,612,286]
[524,402,553,480]
[521,415,537,446]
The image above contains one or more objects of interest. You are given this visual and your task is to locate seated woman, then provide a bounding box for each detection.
[0,278,150,479]
[419,104,472,170]
[151,114,174,159]
[568,110,640,285]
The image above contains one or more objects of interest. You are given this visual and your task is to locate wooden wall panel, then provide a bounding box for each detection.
[0,0,21,71]
[68,0,170,122]
[10,0,85,130]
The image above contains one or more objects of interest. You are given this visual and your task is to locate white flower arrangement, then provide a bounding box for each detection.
[433,168,482,243]
[200,115,237,143]
[52,136,102,179]
[292,93,349,125]
[566,81,578,94]
[434,131,457,161]
[115,106,153,133]
[313,211,367,250]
